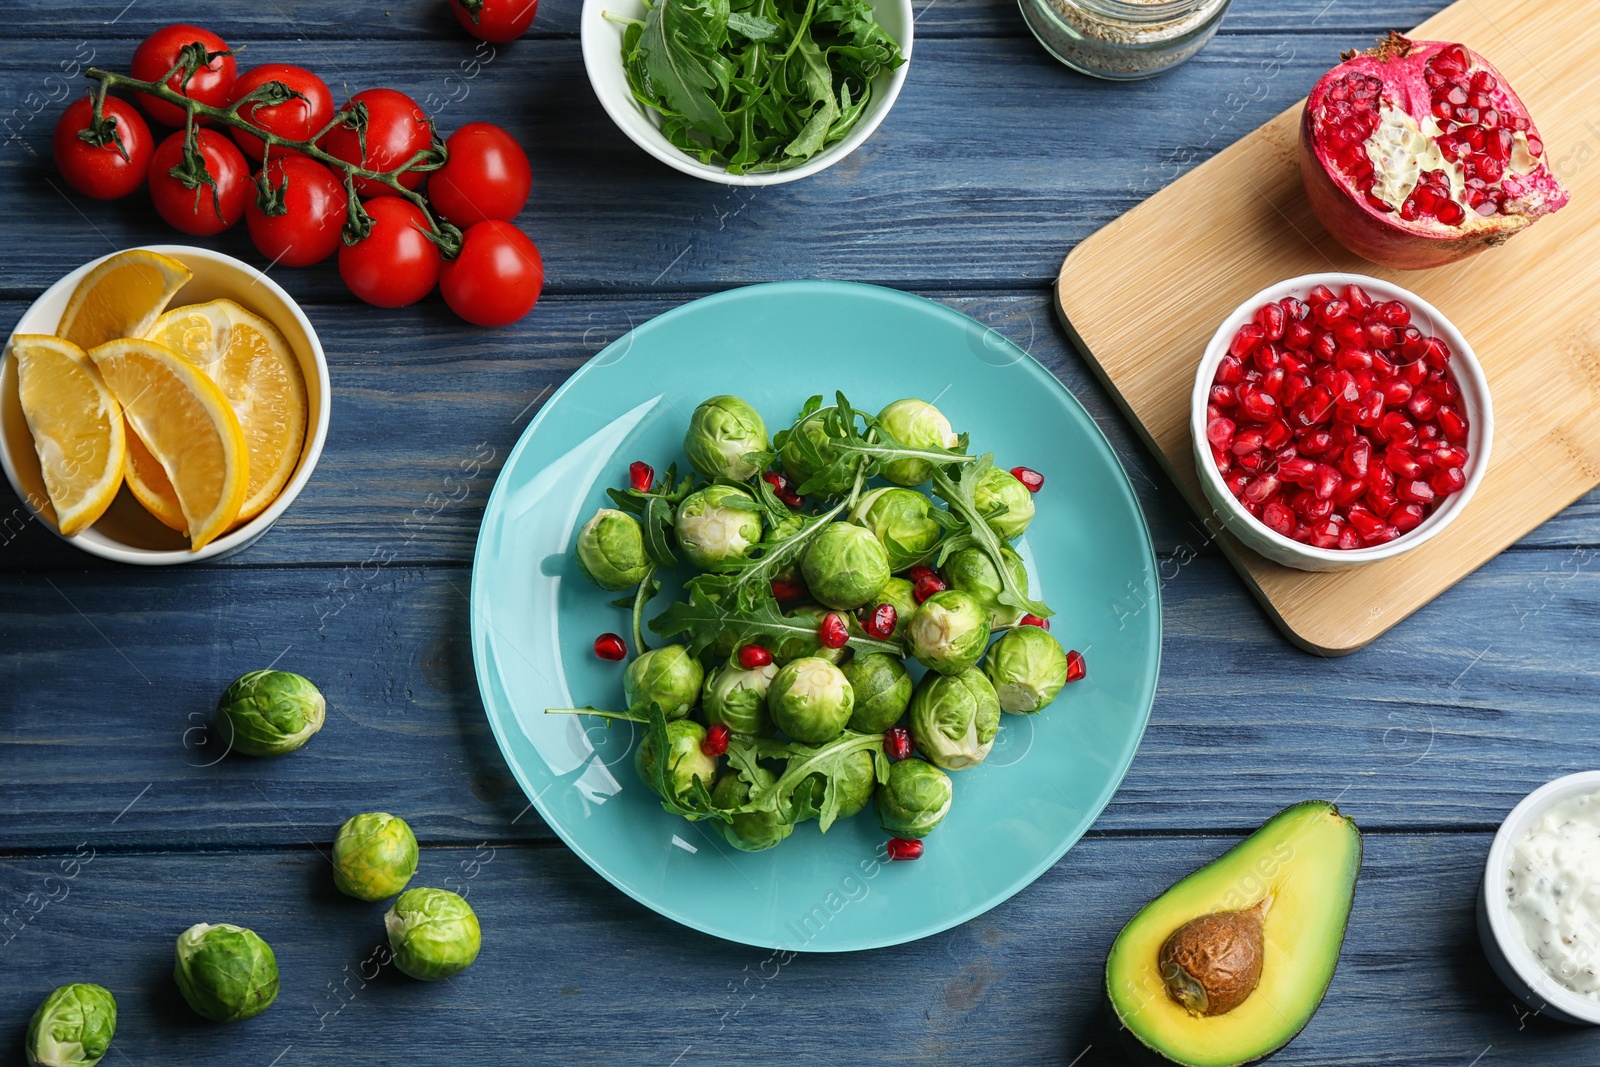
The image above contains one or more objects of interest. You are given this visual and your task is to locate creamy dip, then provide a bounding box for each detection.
[1507,790,1600,998]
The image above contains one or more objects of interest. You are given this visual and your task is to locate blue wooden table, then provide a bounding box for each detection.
[4,1,1599,1063]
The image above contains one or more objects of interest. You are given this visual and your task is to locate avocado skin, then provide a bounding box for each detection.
[1103,801,1363,1067]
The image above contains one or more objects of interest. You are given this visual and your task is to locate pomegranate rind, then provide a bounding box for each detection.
[1300,33,1570,270]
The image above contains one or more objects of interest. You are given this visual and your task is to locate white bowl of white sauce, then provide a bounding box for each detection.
[1481,770,1600,1025]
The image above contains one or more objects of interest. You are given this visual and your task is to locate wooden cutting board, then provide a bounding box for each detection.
[1055,0,1600,656]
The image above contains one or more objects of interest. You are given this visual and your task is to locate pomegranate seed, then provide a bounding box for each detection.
[1307,285,1336,306]
[1011,466,1045,493]
[1284,322,1314,351]
[738,644,773,669]
[886,837,923,861]
[1019,614,1050,629]
[1216,355,1245,385]
[1337,526,1364,550]
[1065,649,1087,682]
[1392,503,1427,532]
[702,723,731,757]
[594,633,627,661]
[1231,429,1265,457]
[771,579,807,604]
[863,603,898,639]
[1230,324,1267,358]
[1313,299,1349,328]
[1346,507,1382,540]
[1262,501,1295,535]
[1343,284,1373,317]
[819,612,850,649]
[1310,464,1341,501]
[1281,297,1310,321]
[1238,389,1278,422]
[883,727,912,761]
[1333,476,1367,508]
[1212,448,1232,475]
[1339,438,1371,479]
[1255,302,1287,340]
[1433,445,1469,468]
[1399,478,1436,505]
[1437,405,1469,442]
[913,571,946,603]
[629,461,655,493]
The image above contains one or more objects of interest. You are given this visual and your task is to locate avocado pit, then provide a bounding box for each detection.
[1157,898,1270,1017]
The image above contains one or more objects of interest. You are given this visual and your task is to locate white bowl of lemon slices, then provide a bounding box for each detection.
[0,246,329,564]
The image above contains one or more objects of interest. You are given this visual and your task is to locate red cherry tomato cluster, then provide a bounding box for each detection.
[53,22,544,327]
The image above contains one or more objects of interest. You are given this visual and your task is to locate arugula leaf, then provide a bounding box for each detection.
[652,584,904,658]
[728,11,779,38]
[730,731,888,832]
[932,456,1052,619]
[632,0,736,143]
[606,461,694,569]
[547,703,731,823]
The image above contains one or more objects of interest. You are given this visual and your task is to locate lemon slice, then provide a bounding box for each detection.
[122,418,188,533]
[148,299,308,524]
[12,335,126,537]
[57,249,192,352]
[87,338,247,551]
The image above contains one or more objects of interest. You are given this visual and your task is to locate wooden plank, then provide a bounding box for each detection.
[1057,0,1600,655]
[0,833,1589,1064]
[5,547,1600,849]
[0,32,1420,298]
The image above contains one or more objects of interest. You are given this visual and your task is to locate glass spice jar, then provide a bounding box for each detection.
[1019,0,1232,80]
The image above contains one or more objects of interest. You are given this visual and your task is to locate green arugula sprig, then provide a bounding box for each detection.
[932,455,1051,619]
[612,0,904,174]
[546,703,731,823]
[606,462,695,569]
[773,391,973,499]
[729,732,890,831]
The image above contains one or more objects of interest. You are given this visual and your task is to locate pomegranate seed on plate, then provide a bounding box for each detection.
[1019,614,1049,629]
[628,461,654,492]
[702,723,731,757]
[886,837,923,861]
[593,633,627,661]
[771,578,807,604]
[1010,466,1045,492]
[883,726,912,761]
[819,612,850,649]
[863,603,898,639]
[1065,649,1087,683]
[912,569,946,603]
[737,644,773,669]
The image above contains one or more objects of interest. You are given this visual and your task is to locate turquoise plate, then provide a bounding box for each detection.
[470,281,1160,951]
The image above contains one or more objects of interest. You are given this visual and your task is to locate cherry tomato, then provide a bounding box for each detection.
[440,220,543,327]
[450,0,539,43]
[428,122,532,228]
[148,128,250,236]
[129,24,236,127]
[53,96,153,200]
[339,196,441,308]
[246,156,349,268]
[227,63,335,161]
[320,88,434,198]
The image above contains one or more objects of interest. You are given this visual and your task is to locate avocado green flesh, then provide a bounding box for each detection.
[1105,801,1362,1067]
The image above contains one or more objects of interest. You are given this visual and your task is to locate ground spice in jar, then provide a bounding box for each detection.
[1019,0,1231,80]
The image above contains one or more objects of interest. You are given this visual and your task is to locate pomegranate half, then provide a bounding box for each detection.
[1300,32,1569,270]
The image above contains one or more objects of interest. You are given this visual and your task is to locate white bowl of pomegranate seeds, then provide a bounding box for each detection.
[1191,273,1492,572]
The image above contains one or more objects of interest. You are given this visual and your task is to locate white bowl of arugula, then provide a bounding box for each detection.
[582,0,913,184]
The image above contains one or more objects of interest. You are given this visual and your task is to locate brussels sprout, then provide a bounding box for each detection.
[173,923,279,1022]
[675,485,763,572]
[870,577,918,641]
[25,984,116,1067]
[762,512,806,581]
[385,887,481,981]
[215,670,325,757]
[684,395,770,481]
[801,523,891,611]
[908,668,1001,770]
[974,466,1036,540]
[712,770,794,852]
[984,625,1070,714]
[875,758,953,838]
[799,746,877,822]
[771,606,849,666]
[574,508,650,590]
[849,488,944,572]
[876,399,959,487]
[703,660,777,736]
[768,657,855,743]
[779,408,855,498]
[331,812,418,902]
[941,544,1029,628]
[635,719,719,801]
[908,589,991,676]
[841,652,913,733]
[624,645,705,720]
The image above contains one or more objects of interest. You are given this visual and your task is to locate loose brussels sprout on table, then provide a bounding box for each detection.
[802,523,891,610]
[624,645,705,720]
[173,923,279,1022]
[909,668,1002,770]
[985,625,1070,714]
[712,769,794,852]
[769,657,855,743]
[974,465,1036,540]
[385,887,481,981]
[684,395,770,481]
[25,983,116,1067]
[675,484,763,572]
[703,660,777,736]
[215,669,325,757]
[876,399,959,487]
[908,589,992,676]
[575,508,651,590]
[636,718,719,802]
[849,487,944,572]
[842,652,913,733]
[332,812,419,902]
[942,543,1030,628]
[876,758,954,838]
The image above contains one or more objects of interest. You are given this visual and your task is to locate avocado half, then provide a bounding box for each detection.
[1105,801,1362,1067]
